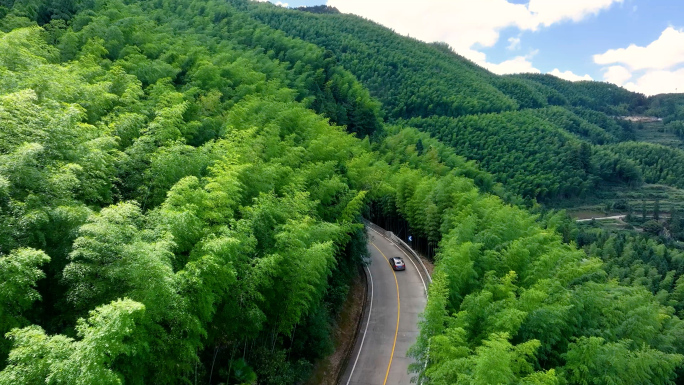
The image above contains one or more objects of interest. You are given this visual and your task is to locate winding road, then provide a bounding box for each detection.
[339,225,429,385]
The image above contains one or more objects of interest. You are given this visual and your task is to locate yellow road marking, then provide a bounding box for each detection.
[371,242,400,385]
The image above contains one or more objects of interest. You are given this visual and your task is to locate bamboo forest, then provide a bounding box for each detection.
[1,0,684,384]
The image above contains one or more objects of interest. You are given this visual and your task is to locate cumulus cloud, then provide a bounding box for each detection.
[327,0,533,64]
[486,51,541,75]
[549,68,593,81]
[602,65,632,86]
[623,69,684,96]
[596,28,684,95]
[326,0,622,69]
[594,27,684,71]
[487,56,541,75]
[528,0,625,27]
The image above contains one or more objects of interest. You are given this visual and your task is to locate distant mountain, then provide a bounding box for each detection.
[240,0,684,202]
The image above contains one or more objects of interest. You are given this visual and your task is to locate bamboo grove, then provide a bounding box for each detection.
[245,1,684,203]
[1,0,684,384]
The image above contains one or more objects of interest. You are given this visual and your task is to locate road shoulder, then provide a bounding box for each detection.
[305,266,367,385]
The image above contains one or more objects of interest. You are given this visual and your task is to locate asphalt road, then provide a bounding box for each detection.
[339,226,429,385]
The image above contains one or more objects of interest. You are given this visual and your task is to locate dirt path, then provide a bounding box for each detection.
[576,215,627,223]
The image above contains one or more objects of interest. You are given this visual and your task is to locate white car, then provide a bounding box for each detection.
[389,257,405,271]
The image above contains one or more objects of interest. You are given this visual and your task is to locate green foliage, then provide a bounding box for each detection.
[608,142,684,188]
[0,298,145,385]
[63,202,176,315]
[371,128,683,384]
[1,1,683,384]
[646,94,684,123]
[513,74,647,116]
[563,337,682,385]
[404,112,597,200]
[0,1,378,382]
[245,1,519,119]
[0,248,49,360]
[0,248,49,320]
[529,106,617,145]
[643,220,664,235]
[244,2,684,203]
[572,106,635,141]
[575,226,684,317]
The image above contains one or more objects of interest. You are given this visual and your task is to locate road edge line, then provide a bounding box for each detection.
[343,266,374,385]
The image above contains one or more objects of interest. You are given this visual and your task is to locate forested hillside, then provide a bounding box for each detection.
[0,0,384,383]
[243,1,684,202]
[1,0,684,384]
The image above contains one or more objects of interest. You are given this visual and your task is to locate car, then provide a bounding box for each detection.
[389,257,405,271]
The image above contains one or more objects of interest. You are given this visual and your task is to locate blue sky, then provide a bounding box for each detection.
[260,0,684,95]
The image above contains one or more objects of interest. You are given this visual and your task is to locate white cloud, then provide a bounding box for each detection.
[327,0,533,64]
[487,56,541,75]
[595,27,684,95]
[549,68,593,81]
[602,65,632,86]
[486,51,541,75]
[528,0,624,27]
[326,0,622,69]
[623,68,684,96]
[507,37,521,51]
[594,27,684,70]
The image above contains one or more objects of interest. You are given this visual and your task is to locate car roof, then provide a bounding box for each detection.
[393,257,403,262]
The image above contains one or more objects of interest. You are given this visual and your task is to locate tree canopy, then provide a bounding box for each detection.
[0,0,684,384]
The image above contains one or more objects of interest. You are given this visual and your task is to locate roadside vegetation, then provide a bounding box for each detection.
[1,0,684,384]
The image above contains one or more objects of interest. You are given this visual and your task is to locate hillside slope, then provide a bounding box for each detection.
[0,1,684,385]
[243,1,684,202]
